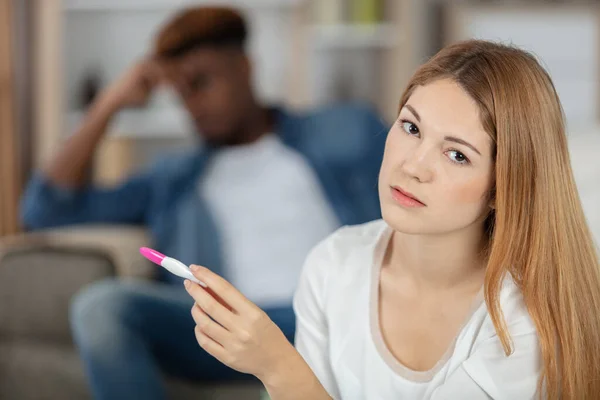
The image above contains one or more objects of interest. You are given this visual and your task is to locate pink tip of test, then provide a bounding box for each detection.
[139,246,207,288]
[140,247,166,265]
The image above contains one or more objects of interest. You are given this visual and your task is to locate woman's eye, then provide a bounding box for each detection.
[447,150,470,165]
[401,121,419,136]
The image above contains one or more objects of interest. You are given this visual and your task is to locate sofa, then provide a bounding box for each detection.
[0,224,264,400]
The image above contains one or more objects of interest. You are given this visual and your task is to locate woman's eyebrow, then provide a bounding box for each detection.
[404,104,482,156]
[444,136,481,156]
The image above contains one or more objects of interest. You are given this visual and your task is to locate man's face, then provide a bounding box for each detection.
[162,47,253,145]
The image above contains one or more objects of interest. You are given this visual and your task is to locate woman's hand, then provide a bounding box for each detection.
[184,265,296,381]
[185,265,333,400]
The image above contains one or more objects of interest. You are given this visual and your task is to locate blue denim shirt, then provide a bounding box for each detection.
[21,103,389,284]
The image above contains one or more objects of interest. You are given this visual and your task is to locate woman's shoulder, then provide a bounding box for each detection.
[315,219,388,263]
[300,219,389,282]
[467,275,536,352]
[480,275,536,339]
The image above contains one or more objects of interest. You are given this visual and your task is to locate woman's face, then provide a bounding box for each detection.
[378,78,495,235]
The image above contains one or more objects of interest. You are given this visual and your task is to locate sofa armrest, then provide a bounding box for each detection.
[1,225,155,277]
[0,225,155,342]
[0,242,115,342]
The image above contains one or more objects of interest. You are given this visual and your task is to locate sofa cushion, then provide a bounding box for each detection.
[0,340,264,400]
[0,340,91,400]
[0,245,115,341]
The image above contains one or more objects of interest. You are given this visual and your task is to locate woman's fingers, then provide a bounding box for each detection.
[194,326,229,363]
[203,286,233,312]
[184,280,235,331]
[189,265,255,314]
[191,304,231,346]
[185,267,296,378]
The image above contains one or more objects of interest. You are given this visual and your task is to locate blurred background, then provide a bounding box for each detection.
[2,0,600,235]
[0,0,599,399]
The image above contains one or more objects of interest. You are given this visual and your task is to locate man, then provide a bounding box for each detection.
[20,6,387,400]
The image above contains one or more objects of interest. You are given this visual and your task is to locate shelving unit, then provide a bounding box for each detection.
[311,23,399,49]
[287,0,425,123]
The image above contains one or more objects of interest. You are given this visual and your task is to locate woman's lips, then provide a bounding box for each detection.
[390,186,426,207]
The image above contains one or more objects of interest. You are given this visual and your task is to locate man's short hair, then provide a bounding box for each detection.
[153,6,247,59]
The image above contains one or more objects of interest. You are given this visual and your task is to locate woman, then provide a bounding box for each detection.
[183,40,600,399]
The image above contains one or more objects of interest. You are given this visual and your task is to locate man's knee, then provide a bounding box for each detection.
[70,278,140,346]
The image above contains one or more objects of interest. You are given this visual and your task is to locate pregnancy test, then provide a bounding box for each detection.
[139,247,207,287]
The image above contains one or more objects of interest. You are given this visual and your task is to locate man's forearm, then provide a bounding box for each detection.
[44,93,120,188]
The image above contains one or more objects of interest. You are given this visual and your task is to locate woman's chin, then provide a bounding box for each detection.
[381,209,431,235]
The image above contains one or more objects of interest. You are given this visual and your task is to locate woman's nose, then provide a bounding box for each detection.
[400,143,434,183]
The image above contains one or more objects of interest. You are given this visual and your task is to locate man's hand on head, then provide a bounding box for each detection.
[101,58,167,110]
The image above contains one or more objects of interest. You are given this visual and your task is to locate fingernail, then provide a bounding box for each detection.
[184,280,190,289]
[190,265,199,272]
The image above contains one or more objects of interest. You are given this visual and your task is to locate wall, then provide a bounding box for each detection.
[444,4,600,131]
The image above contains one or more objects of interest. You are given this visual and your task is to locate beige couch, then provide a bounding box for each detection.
[0,225,264,400]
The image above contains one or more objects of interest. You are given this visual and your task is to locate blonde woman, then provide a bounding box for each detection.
[183,40,600,399]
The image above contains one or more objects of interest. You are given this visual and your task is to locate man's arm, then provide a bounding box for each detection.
[46,60,162,188]
[21,60,165,229]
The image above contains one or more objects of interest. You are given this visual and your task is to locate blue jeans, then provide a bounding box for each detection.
[70,278,296,400]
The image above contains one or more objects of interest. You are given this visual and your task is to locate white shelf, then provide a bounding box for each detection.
[64,0,304,11]
[67,108,194,139]
[311,23,400,50]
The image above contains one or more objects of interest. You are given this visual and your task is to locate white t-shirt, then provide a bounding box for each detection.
[293,219,542,400]
[201,133,340,308]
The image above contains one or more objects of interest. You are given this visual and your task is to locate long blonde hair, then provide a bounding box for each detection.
[398,40,600,399]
